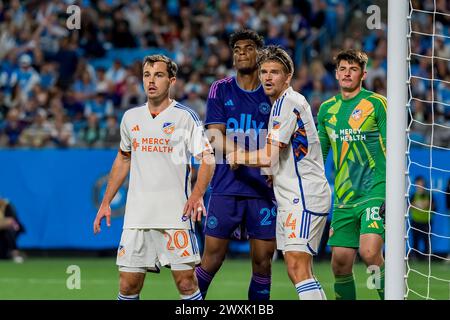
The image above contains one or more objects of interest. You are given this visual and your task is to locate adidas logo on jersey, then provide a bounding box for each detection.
[132,125,140,132]
[329,115,337,125]
[225,99,234,106]
[368,221,379,229]
[288,232,296,239]
[180,250,190,257]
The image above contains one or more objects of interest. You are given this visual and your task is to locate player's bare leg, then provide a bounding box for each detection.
[195,235,230,298]
[331,246,357,300]
[248,238,275,300]
[172,269,202,300]
[359,233,385,299]
[284,251,325,300]
[118,272,145,300]
[200,236,229,273]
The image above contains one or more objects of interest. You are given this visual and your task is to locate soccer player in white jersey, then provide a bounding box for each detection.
[228,46,332,300]
[93,55,215,300]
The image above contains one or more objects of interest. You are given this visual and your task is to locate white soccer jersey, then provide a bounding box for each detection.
[267,87,331,213]
[120,100,212,229]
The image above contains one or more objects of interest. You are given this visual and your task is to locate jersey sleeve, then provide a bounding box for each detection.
[205,81,226,126]
[119,112,131,152]
[187,116,213,158]
[374,94,387,155]
[317,103,331,164]
[266,98,296,147]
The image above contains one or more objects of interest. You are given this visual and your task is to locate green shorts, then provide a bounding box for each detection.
[327,199,385,248]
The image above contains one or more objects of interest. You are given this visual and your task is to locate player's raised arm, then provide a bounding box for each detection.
[183,150,215,222]
[93,150,131,234]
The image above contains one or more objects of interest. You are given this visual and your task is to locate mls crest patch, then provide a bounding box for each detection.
[162,122,175,134]
[259,102,271,115]
[351,109,362,120]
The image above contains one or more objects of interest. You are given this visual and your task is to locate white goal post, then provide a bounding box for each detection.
[386,0,408,300]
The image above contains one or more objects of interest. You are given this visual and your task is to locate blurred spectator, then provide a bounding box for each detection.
[53,37,78,90]
[365,55,386,91]
[120,75,146,110]
[84,90,114,120]
[0,197,25,263]
[1,108,26,147]
[18,109,52,148]
[409,176,436,260]
[49,113,75,148]
[9,54,40,102]
[181,86,206,120]
[106,59,126,86]
[78,113,103,147]
[101,115,121,148]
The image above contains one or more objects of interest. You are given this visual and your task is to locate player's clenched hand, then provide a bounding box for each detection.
[183,193,206,222]
[93,203,111,234]
[226,149,245,169]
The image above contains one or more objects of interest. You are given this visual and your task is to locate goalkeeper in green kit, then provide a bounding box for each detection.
[317,49,386,300]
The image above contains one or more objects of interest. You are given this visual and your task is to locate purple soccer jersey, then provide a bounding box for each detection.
[204,76,276,240]
[205,76,274,199]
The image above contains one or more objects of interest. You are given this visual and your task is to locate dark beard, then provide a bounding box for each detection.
[237,66,257,75]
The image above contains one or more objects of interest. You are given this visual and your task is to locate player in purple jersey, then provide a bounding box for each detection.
[195,30,276,300]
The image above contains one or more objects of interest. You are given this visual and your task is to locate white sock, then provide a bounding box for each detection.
[295,278,324,300]
[313,276,327,300]
[118,293,139,300]
[181,289,203,300]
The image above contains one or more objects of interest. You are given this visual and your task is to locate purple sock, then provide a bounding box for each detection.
[248,273,271,300]
[195,266,215,299]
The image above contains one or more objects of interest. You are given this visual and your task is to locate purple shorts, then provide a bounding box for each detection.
[204,195,276,240]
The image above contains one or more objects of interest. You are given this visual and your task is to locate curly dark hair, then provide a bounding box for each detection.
[229,29,264,49]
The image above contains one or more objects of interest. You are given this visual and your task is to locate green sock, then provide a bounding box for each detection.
[377,265,385,300]
[334,273,356,300]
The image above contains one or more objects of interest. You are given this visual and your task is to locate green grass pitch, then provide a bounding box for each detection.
[0,257,448,300]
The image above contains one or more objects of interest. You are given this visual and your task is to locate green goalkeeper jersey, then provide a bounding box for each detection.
[317,88,386,208]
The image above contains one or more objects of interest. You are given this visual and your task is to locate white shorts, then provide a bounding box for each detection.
[276,208,327,256]
[116,228,201,273]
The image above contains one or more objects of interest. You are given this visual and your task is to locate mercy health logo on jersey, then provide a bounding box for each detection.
[330,128,366,142]
[351,109,363,120]
[226,114,265,135]
[133,136,173,153]
[162,122,175,135]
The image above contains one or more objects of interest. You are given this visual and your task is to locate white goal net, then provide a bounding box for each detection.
[405,0,450,300]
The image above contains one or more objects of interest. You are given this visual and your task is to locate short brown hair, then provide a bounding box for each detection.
[335,49,368,70]
[257,45,294,74]
[142,54,178,78]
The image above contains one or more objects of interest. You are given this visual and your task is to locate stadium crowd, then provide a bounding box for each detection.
[0,0,448,148]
